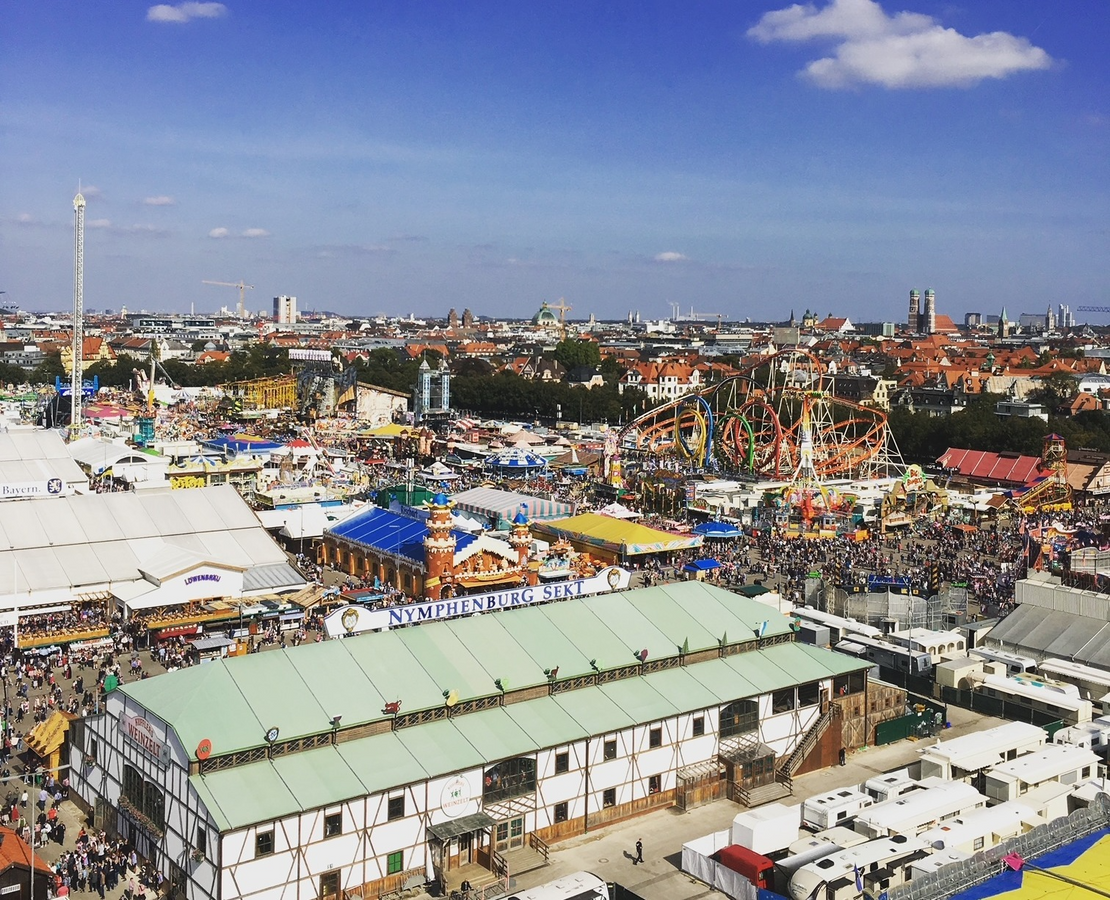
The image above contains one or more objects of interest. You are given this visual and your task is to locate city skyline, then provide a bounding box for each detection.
[2,1,1107,322]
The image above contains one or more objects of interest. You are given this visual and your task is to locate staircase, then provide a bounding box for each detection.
[501,846,548,878]
[737,777,793,808]
[779,705,840,779]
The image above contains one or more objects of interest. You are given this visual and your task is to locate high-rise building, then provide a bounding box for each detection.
[272,295,297,324]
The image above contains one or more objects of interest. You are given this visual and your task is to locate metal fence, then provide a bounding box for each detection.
[939,687,1064,728]
[892,793,1110,900]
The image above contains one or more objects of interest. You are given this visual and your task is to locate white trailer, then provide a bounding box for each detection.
[970,647,1036,675]
[1038,658,1110,702]
[788,835,929,900]
[861,767,918,803]
[918,720,1047,782]
[801,787,874,831]
[917,800,1037,854]
[984,743,1101,803]
[851,779,987,840]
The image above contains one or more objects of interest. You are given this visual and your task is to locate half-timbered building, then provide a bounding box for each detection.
[68,581,872,900]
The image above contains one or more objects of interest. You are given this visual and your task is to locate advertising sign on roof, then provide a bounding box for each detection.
[0,478,65,501]
[324,566,631,638]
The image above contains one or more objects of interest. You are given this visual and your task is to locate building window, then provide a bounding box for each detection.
[387,795,405,821]
[602,788,616,808]
[122,765,144,807]
[255,830,274,858]
[973,837,985,851]
[554,802,568,823]
[554,751,569,774]
[483,757,537,803]
[692,716,705,737]
[772,689,796,714]
[603,738,617,760]
[387,852,404,875]
[648,774,661,794]
[798,682,821,707]
[324,812,343,838]
[719,699,759,737]
[196,826,207,856]
[320,870,340,899]
[143,782,166,831]
[649,727,662,748]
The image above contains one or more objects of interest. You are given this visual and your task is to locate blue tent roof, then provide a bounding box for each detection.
[325,506,475,564]
[682,559,721,572]
[201,435,285,455]
[692,521,743,538]
[484,448,548,470]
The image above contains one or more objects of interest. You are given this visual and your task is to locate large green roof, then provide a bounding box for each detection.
[123,582,869,830]
[183,640,865,830]
[123,580,802,760]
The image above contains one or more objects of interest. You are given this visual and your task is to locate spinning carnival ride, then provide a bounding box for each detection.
[620,350,902,480]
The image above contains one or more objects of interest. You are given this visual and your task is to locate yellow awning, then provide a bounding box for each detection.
[26,711,71,758]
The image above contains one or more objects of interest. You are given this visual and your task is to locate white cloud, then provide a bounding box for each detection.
[208,227,229,239]
[147,2,227,24]
[79,185,102,198]
[88,218,112,229]
[749,0,1052,89]
[241,228,270,238]
[17,213,34,224]
[654,251,689,262]
[143,195,175,206]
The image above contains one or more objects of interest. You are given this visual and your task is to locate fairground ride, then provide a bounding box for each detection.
[619,350,903,481]
[1012,433,1073,515]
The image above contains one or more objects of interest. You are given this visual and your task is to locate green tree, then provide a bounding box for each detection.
[31,352,65,386]
[553,339,601,372]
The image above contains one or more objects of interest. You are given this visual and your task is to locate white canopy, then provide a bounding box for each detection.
[597,501,641,520]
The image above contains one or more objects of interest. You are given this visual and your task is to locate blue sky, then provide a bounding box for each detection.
[2,1,1107,323]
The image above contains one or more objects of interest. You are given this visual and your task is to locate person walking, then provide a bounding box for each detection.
[634,838,643,865]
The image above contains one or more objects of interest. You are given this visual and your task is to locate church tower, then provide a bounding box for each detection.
[423,492,456,599]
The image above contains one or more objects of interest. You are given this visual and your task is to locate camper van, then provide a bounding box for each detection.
[1038,658,1110,702]
[801,788,874,831]
[970,647,1036,675]
[977,673,1093,726]
[861,768,918,803]
[790,607,882,643]
[788,835,929,900]
[1053,715,1110,757]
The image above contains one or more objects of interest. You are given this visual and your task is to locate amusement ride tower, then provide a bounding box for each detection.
[71,190,86,429]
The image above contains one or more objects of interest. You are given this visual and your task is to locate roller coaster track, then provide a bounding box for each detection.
[619,350,901,480]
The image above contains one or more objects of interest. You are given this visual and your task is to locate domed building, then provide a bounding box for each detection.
[531,301,560,330]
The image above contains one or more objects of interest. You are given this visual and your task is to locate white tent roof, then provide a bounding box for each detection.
[0,431,88,487]
[597,502,641,520]
[0,486,304,612]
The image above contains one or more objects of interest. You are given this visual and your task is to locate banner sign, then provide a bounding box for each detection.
[0,478,64,500]
[324,566,632,638]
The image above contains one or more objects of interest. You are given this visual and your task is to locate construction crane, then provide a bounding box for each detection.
[550,296,573,340]
[1076,307,1110,314]
[202,279,255,318]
